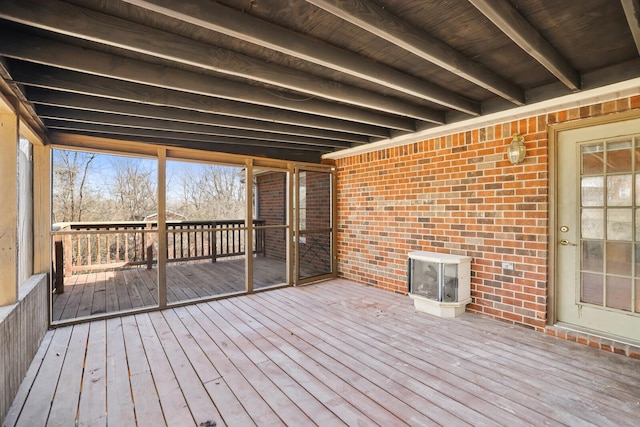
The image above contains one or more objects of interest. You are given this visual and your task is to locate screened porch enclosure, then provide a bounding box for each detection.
[49,148,336,324]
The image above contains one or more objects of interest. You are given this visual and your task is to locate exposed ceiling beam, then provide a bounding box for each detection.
[120,0,480,115]
[468,0,580,91]
[621,0,640,56]
[43,119,336,152]
[0,0,444,123]
[49,131,323,163]
[36,106,352,149]
[0,32,419,130]
[26,88,369,145]
[9,61,391,138]
[305,0,524,105]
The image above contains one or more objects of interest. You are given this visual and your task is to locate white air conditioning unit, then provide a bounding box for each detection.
[408,251,472,318]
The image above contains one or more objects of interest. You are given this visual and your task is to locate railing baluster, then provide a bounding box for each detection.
[96,233,101,265]
[53,219,260,274]
[64,233,72,277]
[124,230,129,263]
[106,234,111,264]
[187,225,192,258]
[76,234,81,269]
[215,225,219,257]
[172,226,177,260]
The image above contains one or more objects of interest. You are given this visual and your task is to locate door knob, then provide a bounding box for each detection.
[559,239,577,246]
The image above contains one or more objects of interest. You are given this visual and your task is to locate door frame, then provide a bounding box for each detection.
[293,164,338,285]
[549,109,640,325]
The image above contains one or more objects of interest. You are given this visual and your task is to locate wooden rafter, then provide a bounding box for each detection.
[120,0,480,115]
[306,0,525,105]
[468,0,580,91]
[0,31,421,130]
[25,88,369,145]
[43,120,337,152]
[0,0,443,124]
[36,107,353,149]
[10,61,391,138]
[621,0,640,56]
[49,131,324,162]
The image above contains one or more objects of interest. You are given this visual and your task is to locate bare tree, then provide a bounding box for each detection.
[176,165,245,220]
[109,157,157,221]
[52,150,97,222]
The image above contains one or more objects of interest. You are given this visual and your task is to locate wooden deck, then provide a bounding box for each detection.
[52,257,287,321]
[7,279,640,426]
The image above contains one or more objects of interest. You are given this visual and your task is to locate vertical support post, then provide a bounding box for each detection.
[0,110,19,305]
[211,223,217,263]
[32,144,51,276]
[331,167,338,278]
[287,163,294,286]
[64,233,72,277]
[245,159,254,294]
[157,148,167,308]
[145,221,153,270]
[54,236,64,293]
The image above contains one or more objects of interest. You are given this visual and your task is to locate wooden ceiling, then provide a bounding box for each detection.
[1,0,639,162]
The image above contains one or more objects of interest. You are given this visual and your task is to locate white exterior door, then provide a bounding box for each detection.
[557,117,640,342]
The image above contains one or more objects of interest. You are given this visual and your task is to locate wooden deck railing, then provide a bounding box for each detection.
[52,219,265,292]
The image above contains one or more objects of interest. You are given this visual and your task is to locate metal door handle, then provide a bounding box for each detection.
[559,239,577,246]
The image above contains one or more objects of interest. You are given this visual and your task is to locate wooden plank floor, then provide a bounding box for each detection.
[7,279,640,426]
[52,257,287,321]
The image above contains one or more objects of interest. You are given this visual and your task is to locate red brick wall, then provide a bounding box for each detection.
[257,172,286,260]
[299,170,332,276]
[335,95,640,332]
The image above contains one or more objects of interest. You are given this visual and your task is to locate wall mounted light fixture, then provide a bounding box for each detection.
[507,133,526,164]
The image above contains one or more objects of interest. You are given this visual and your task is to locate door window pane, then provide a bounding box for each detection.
[606,242,632,276]
[635,175,640,205]
[606,140,632,173]
[607,175,632,206]
[581,273,603,305]
[607,209,633,241]
[581,176,604,206]
[582,241,603,272]
[579,138,640,316]
[606,276,632,311]
[581,144,604,175]
[581,209,604,239]
[635,210,640,241]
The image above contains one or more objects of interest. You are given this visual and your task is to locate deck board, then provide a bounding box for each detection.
[52,257,286,321]
[306,281,618,425]
[77,322,107,426]
[331,281,640,399]
[271,285,565,425]
[134,312,194,426]
[148,311,226,426]
[183,304,285,426]
[47,323,89,426]
[171,306,259,426]
[251,291,512,426]
[306,280,636,425]
[120,315,166,427]
[105,318,136,427]
[7,279,640,426]
[13,327,73,427]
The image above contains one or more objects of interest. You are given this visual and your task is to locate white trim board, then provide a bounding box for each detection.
[323,77,640,160]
